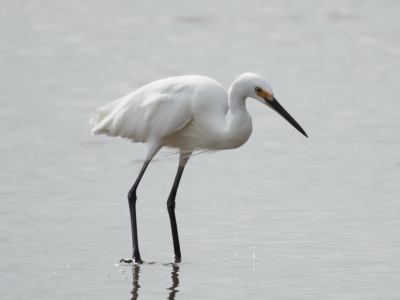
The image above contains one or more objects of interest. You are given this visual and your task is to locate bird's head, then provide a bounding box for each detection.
[234,73,308,138]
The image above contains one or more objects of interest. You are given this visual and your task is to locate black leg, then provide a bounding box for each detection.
[122,160,150,264]
[167,165,185,261]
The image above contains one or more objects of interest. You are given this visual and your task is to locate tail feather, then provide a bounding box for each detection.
[90,98,123,135]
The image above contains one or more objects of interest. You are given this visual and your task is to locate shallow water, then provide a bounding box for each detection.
[1,0,400,299]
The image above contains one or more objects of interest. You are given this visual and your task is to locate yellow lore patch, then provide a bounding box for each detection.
[257,90,274,101]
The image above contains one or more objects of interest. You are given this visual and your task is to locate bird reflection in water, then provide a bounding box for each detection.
[129,264,180,300]
[166,264,180,300]
[130,265,140,300]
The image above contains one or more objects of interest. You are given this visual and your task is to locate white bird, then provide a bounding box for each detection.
[90,72,307,264]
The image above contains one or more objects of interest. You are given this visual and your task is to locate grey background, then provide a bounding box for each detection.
[1,0,399,299]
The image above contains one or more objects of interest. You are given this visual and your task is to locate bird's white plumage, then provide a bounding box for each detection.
[90,73,290,160]
[91,75,232,153]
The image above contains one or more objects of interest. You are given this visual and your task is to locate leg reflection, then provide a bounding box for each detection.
[166,265,180,300]
[130,265,141,300]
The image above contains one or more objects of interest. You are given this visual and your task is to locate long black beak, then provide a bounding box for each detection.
[266,97,308,138]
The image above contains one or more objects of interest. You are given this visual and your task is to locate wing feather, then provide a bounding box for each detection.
[91,79,193,144]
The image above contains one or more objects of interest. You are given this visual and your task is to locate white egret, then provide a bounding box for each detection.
[90,72,307,264]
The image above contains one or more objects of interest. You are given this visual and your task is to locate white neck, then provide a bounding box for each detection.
[218,83,253,149]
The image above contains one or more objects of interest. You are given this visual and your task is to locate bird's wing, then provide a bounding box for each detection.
[91,80,193,144]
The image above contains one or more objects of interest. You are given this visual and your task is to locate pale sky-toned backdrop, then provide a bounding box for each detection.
[1,1,399,299]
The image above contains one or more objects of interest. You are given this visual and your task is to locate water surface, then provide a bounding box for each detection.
[1,0,400,299]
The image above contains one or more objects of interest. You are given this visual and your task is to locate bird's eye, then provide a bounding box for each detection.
[255,87,262,93]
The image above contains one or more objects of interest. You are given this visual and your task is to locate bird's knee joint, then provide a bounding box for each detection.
[167,201,175,212]
[128,191,137,202]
